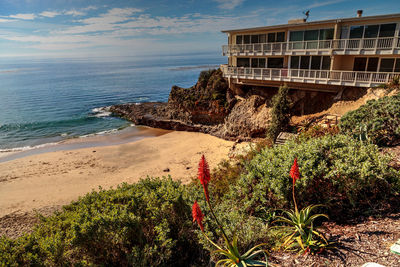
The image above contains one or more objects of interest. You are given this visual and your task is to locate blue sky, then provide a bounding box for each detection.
[0,0,399,58]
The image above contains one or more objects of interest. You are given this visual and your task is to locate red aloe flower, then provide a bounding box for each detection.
[198,155,211,201]
[192,201,204,231]
[290,158,300,185]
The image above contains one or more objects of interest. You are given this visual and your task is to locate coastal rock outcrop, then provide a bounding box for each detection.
[110,68,270,141]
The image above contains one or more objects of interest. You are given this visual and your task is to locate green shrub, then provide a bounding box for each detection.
[226,135,400,220]
[340,94,400,146]
[267,84,291,141]
[0,177,205,266]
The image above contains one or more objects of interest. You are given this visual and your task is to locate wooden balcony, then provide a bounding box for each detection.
[222,37,400,56]
[220,64,400,88]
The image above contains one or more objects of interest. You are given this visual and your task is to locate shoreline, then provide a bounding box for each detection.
[0,125,170,163]
[0,130,239,218]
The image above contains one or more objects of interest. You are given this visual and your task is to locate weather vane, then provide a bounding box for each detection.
[303,10,310,21]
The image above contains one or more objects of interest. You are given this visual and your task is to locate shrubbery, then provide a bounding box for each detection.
[267,84,291,141]
[227,134,400,220]
[340,94,400,146]
[0,178,205,266]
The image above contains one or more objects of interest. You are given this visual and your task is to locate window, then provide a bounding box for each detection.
[259,34,266,43]
[319,29,334,40]
[268,58,284,68]
[379,23,396,37]
[380,58,395,72]
[267,33,275,43]
[364,25,379,38]
[290,56,300,69]
[350,26,364,38]
[340,26,349,39]
[311,56,321,70]
[236,35,242,44]
[244,35,251,44]
[395,59,400,72]
[251,58,266,68]
[353,57,367,71]
[290,31,303,41]
[237,58,250,67]
[366,58,379,72]
[322,56,331,70]
[251,35,259,43]
[300,56,310,69]
[276,32,285,42]
[304,30,319,40]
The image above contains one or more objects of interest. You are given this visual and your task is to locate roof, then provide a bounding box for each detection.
[221,13,400,34]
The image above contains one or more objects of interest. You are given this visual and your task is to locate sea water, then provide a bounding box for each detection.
[0,53,225,151]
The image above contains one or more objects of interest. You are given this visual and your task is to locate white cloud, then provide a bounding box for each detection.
[308,0,346,9]
[9,13,36,20]
[213,0,244,10]
[39,11,62,18]
[0,18,13,22]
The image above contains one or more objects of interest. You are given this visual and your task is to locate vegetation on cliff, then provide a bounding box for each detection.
[340,93,400,146]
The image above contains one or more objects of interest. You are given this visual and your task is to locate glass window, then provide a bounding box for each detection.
[321,56,331,70]
[259,58,266,68]
[350,26,364,39]
[276,32,285,42]
[395,59,400,72]
[379,23,396,37]
[251,58,258,68]
[304,30,319,40]
[367,57,379,72]
[379,58,395,72]
[353,57,367,71]
[300,56,310,69]
[311,56,321,70]
[364,25,379,38]
[340,26,349,39]
[251,35,259,43]
[237,58,250,67]
[290,56,300,69]
[290,31,303,41]
[268,33,276,43]
[268,58,284,68]
[244,35,251,44]
[236,35,242,44]
[319,29,334,40]
[259,34,266,43]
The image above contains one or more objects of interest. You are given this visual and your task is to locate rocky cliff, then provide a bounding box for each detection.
[110,69,272,141]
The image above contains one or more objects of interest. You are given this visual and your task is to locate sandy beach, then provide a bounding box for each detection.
[0,130,236,218]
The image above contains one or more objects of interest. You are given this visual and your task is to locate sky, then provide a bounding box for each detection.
[0,0,399,58]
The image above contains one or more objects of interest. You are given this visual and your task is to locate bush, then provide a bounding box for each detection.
[267,84,291,141]
[226,134,400,220]
[340,94,400,146]
[0,177,205,266]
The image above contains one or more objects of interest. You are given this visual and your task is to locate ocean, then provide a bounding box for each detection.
[0,53,225,152]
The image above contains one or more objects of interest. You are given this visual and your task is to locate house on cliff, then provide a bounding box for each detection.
[220,11,400,93]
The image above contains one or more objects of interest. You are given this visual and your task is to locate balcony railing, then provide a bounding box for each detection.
[222,37,400,55]
[220,65,400,87]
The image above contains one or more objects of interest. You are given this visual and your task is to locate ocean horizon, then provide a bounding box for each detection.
[0,52,225,152]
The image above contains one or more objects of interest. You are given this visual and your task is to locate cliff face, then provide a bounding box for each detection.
[110,69,271,140]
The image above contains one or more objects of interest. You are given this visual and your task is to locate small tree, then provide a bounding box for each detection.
[267,84,291,141]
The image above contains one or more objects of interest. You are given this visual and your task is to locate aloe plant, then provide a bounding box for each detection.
[193,155,268,266]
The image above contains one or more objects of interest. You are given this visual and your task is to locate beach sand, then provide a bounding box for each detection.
[0,131,236,218]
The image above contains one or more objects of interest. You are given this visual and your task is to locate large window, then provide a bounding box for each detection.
[251,58,266,68]
[290,56,331,70]
[380,59,396,72]
[235,32,283,44]
[350,26,364,38]
[237,58,250,67]
[267,58,284,68]
[346,23,398,39]
[352,57,400,72]
[379,23,396,37]
[364,25,379,38]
